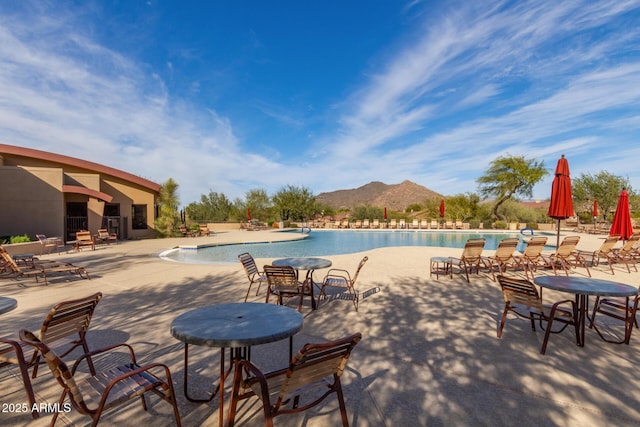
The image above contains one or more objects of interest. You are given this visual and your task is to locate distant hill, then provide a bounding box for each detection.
[316,180,442,211]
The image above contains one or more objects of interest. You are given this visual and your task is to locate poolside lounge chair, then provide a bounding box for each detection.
[482,238,520,281]
[95,229,117,245]
[352,220,362,229]
[445,220,453,229]
[389,219,397,229]
[613,234,640,260]
[430,220,438,229]
[74,231,95,252]
[497,275,578,355]
[512,237,551,280]
[226,333,361,427]
[340,220,350,229]
[19,329,182,427]
[318,256,368,311]
[399,219,406,229]
[544,236,591,277]
[0,246,90,285]
[411,219,419,229]
[362,219,370,229]
[36,234,63,255]
[575,235,622,274]
[420,219,428,229]
[372,219,380,229]
[450,238,487,282]
[199,224,211,236]
[238,252,267,302]
[455,220,463,229]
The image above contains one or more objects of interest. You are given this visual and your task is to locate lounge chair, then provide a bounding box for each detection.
[613,234,640,260]
[238,252,267,302]
[398,219,406,229]
[430,220,438,229]
[411,219,419,229]
[226,333,361,427]
[445,220,453,229]
[371,219,380,229]
[74,231,95,252]
[420,219,428,229]
[543,236,591,277]
[455,220,463,229]
[0,338,39,419]
[95,229,117,245]
[512,237,551,280]
[352,220,362,229]
[36,234,63,255]
[362,219,370,228]
[199,224,211,236]
[389,219,397,229]
[575,235,622,274]
[19,329,182,427]
[0,246,90,286]
[497,275,578,355]
[450,238,487,282]
[340,220,350,229]
[318,256,368,311]
[482,238,520,281]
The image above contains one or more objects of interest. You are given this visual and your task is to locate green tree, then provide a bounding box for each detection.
[244,188,272,222]
[446,193,481,221]
[477,155,548,221]
[271,185,317,221]
[186,191,233,221]
[572,171,633,222]
[155,178,180,237]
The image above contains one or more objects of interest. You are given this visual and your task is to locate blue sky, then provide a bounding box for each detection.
[1,1,640,206]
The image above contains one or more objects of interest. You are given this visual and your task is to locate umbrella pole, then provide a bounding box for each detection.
[556,219,561,247]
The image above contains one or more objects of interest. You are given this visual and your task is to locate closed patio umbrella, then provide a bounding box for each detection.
[547,155,574,247]
[439,199,445,229]
[610,189,633,240]
[592,200,598,229]
[247,208,251,222]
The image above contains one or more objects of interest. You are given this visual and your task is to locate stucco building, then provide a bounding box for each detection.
[0,144,161,242]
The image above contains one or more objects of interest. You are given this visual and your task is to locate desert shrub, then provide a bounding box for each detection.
[494,221,508,229]
[10,234,31,243]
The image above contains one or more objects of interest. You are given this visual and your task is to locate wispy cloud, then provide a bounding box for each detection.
[0,0,639,205]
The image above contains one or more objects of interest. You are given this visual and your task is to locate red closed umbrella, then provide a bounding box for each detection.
[592,200,599,229]
[439,199,445,229]
[547,155,574,247]
[247,208,251,222]
[610,189,633,240]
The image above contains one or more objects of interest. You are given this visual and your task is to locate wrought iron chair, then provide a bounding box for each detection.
[19,329,181,426]
[0,338,39,419]
[238,252,267,301]
[497,275,578,354]
[482,238,519,281]
[512,236,551,280]
[318,256,368,311]
[544,236,591,277]
[226,333,362,427]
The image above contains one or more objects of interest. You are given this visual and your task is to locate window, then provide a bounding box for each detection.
[132,205,147,229]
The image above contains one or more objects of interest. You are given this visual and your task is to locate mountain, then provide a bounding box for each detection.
[316,180,442,211]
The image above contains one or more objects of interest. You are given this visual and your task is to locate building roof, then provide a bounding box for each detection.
[0,144,161,193]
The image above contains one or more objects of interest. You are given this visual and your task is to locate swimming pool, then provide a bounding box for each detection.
[162,230,537,265]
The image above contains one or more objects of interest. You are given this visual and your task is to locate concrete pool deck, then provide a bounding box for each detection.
[1,229,640,426]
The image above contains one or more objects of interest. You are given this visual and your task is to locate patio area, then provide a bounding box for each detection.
[1,230,640,426]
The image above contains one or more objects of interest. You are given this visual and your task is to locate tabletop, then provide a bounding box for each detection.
[534,276,638,297]
[171,302,303,348]
[0,297,17,315]
[272,257,332,270]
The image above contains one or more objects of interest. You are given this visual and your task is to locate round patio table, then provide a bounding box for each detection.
[272,257,332,310]
[0,297,17,315]
[534,276,637,347]
[171,302,303,426]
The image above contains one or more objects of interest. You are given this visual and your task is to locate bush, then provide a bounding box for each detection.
[9,234,31,243]
[483,220,494,229]
[469,220,480,229]
[494,221,508,229]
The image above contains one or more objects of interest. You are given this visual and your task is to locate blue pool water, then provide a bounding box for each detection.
[163,230,535,265]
